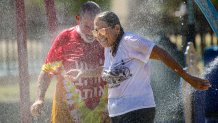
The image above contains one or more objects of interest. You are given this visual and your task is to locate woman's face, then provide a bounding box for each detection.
[93,17,120,48]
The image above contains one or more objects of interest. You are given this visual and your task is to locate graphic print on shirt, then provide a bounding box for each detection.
[102,58,133,88]
[64,59,108,123]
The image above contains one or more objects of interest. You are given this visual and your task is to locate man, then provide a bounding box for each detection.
[31,1,109,123]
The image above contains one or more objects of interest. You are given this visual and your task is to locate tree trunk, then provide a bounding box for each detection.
[15,0,31,123]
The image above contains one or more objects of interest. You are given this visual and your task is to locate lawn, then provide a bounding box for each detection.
[0,78,55,102]
[0,77,56,123]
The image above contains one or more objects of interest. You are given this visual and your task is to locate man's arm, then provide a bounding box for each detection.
[31,71,52,117]
[150,45,211,90]
[36,71,52,101]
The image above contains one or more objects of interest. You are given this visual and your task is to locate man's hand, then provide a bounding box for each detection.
[30,100,44,117]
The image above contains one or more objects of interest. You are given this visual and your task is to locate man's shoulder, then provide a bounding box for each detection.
[55,26,80,40]
[60,26,77,35]
[51,26,81,45]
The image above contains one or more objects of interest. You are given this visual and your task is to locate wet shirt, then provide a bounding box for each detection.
[103,32,156,117]
[42,26,109,123]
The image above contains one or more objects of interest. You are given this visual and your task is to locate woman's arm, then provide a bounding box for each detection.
[150,45,211,90]
[64,66,103,81]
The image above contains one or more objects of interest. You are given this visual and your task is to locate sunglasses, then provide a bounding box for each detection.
[92,27,112,37]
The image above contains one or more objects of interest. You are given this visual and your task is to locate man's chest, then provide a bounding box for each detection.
[61,41,104,72]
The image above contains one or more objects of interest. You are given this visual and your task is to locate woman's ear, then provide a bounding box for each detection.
[75,15,80,24]
[115,24,121,34]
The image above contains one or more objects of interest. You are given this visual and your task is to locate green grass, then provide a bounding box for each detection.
[0,78,56,103]
[0,77,55,123]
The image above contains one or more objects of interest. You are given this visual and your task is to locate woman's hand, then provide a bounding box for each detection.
[64,67,103,81]
[64,69,83,81]
[184,73,211,90]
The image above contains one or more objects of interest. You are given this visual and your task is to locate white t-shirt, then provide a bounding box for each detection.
[103,32,156,117]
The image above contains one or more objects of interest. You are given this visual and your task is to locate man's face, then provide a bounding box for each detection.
[79,13,95,43]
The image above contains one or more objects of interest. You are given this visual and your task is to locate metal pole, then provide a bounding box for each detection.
[15,0,31,123]
[187,0,196,47]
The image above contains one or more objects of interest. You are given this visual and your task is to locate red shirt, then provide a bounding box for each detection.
[43,26,109,123]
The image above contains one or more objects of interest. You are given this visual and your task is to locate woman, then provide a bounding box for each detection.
[90,11,211,123]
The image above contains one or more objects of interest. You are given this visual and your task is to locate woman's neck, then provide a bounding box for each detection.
[111,29,124,57]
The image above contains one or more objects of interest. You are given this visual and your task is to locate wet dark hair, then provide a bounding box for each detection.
[97,11,124,56]
[80,1,101,18]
